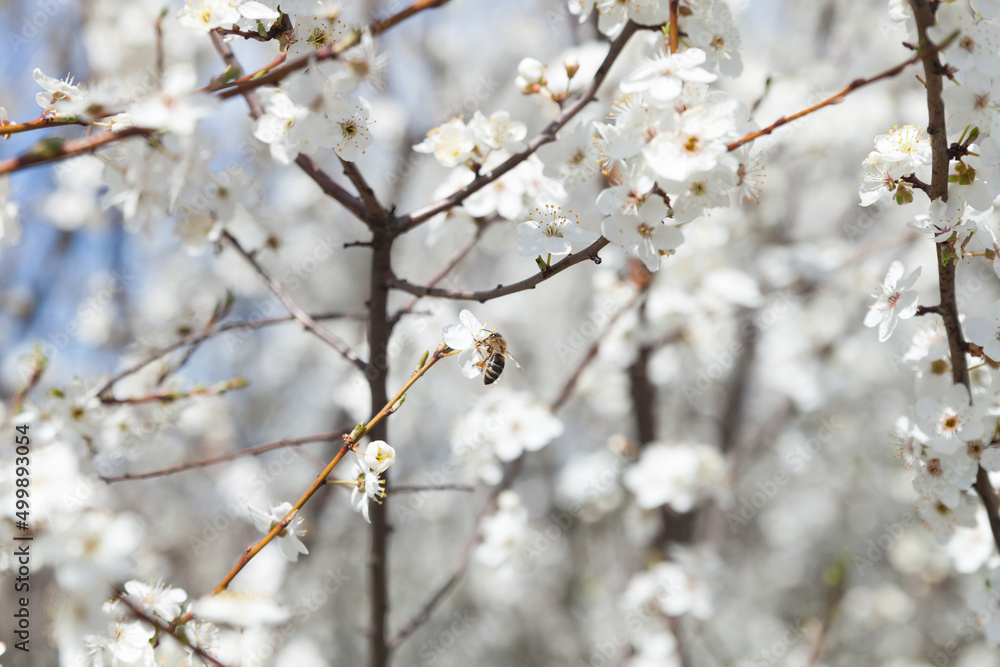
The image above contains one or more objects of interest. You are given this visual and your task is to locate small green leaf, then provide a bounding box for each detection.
[894,185,913,205]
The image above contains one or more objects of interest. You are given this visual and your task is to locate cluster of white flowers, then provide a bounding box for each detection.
[623,441,728,512]
[83,579,214,666]
[252,68,375,165]
[474,490,531,573]
[412,1,757,271]
[450,386,564,483]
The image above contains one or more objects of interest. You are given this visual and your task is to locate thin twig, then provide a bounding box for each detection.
[392,484,475,494]
[181,346,455,620]
[340,156,387,223]
[0,115,88,137]
[92,311,360,399]
[209,33,370,220]
[388,293,638,646]
[0,126,151,176]
[388,221,490,327]
[114,588,231,667]
[13,348,47,414]
[370,0,451,35]
[387,237,610,302]
[210,0,446,99]
[222,231,368,372]
[669,0,679,53]
[726,31,957,153]
[551,289,644,411]
[388,457,523,648]
[99,378,247,405]
[100,431,343,483]
[394,22,640,233]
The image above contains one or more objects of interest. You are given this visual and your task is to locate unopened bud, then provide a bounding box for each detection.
[564,56,579,79]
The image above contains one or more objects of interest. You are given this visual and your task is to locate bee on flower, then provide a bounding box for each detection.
[442,310,526,385]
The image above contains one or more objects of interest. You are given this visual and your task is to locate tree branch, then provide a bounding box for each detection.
[394,22,640,233]
[726,33,956,153]
[387,294,639,647]
[223,231,368,372]
[115,588,232,667]
[0,126,151,176]
[370,0,451,35]
[387,237,610,302]
[295,154,370,220]
[388,456,524,648]
[92,311,360,399]
[99,431,343,483]
[367,233,394,667]
[211,0,447,100]
[388,221,490,327]
[208,32,371,222]
[910,0,1000,555]
[0,115,87,138]
[340,156,387,223]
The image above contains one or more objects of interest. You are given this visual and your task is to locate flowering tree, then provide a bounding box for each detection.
[6,0,1000,665]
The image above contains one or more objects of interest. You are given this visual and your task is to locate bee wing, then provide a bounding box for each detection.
[505,350,528,374]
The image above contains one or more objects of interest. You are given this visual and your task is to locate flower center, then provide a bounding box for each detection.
[926,458,942,477]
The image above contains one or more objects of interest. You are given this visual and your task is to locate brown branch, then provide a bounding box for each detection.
[726,34,955,153]
[899,172,930,193]
[210,0,445,99]
[222,231,368,371]
[367,235,394,667]
[215,13,292,43]
[13,348,47,414]
[184,346,452,617]
[976,467,1000,546]
[208,33,370,221]
[370,0,451,35]
[551,289,644,411]
[669,0,679,53]
[392,484,475,494]
[114,587,231,667]
[295,153,370,220]
[93,311,359,399]
[0,126,151,176]
[100,431,342,483]
[910,0,1000,555]
[99,378,247,405]
[910,3,966,384]
[394,22,640,233]
[0,115,87,138]
[388,456,524,648]
[340,156,387,222]
[213,39,356,100]
[204,445,350,600]
[388,288,636,647]
[388,221,490,327]
[387,237,610,302]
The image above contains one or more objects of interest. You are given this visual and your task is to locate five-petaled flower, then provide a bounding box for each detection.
[864,260,921,342]
[350,453,386,523]
[442,309,494,379]
[248,501,309,562]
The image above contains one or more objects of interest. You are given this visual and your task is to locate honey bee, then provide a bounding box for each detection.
[475,331,526,385]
